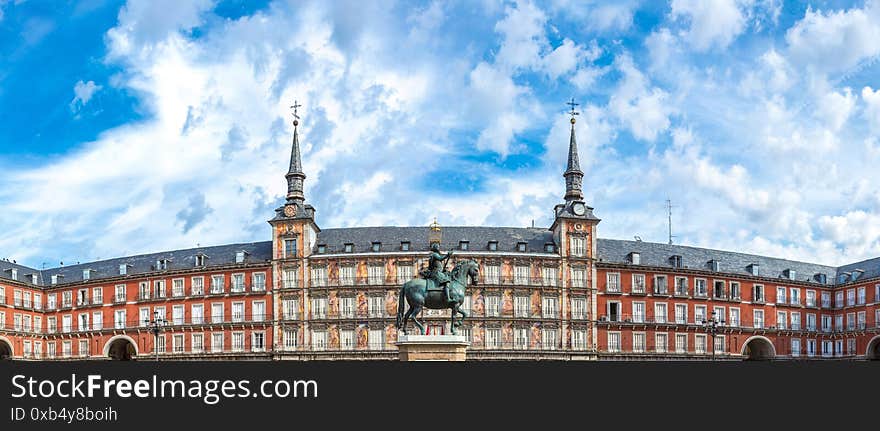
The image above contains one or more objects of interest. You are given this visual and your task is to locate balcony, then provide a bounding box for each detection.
[281,280,299,290]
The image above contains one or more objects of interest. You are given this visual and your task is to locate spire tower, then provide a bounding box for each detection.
[285,100,306,205]
[564,98,584,202]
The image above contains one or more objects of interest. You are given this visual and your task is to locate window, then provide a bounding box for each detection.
[231,302,244,322]
[485,295,500,317]
[368,265,385,285]
[570,237,585,257]
[119,264,128,275]
[847,289,855,306]
[76,289,88,306]
[695,279,707,297]
[51,275,58,285]
[368,329,384,350]
[400,242,410,251]
[47,294,56,310]
[674,277,688,296]
[807,339,816,357]
[777,287,786,304]
[514,266,530,285]
[807,313,816,331]
[541,267,557,287]
[283,298,298,320]
[545,243,555,253]
[316,244,326,254]
[232,332,245,352]
[114,285,126,303]
[654,303,667,324]
[836,315,843,331]
[675,304,687,324]
[821,340,833,357]
[172,305,184,325]
[630,252,641,265]
[114,310,126,329]
[777,311,787,330]
[821,292,831,308]
[192,334,204,353]
[311,297,327,319]
[695,305,706,325]
[541,328,557,350]
[340,296,355,318]
[542,296,558,318]
[821,315,831,332]
[310,267,328,287]
[857,287,866,305]
[488,241,498,251]
[62,341,72,357]
[61,315,72,333]
[235,251,245,264]
[463,295,472,314]
[282,268,297,289]
[458,241,469,251]
[485,328,501,349]
[78,313,88,331]
[82,270,91,280]
[754,285,765,303]
[396,264,413,283]
[730,282,741,299]
[516,242,527,252]
[79,340,89,357]
[211,303,224,323]
[655,333,668,353]
[62,291,72,308]
[47,317,56,333]
[791,312,801,330]
[191,277,204,295]
[195,255,206,267]
[172,279,185,297]
[675,333,687,353]
[252,332,265,352]
[713,280,726,299]
[729,308,740,327]
[858,311,866,329]
[191,304,204,324]
[753,310,764,329]
[157,259,168,271]
[212,333,224,352]
[806,290,816,307]
[695,334,707,354]
[653,275,668,295]
[571,268,586,288]
[669,255,682,268]
[606,273,620,293]
[846,313,855,330]
[791,338,801,357]
[513,327,529,349]
[252,301,265,322]
[835,291,844,308]
[284,239,297,258]
[607,332,621,352]
[790,288,800,305]
[572,297,587,320]
[231,273,245,292]
[369,296,384,317]
[211,275,225,294]
[173,334,185,353]
[713,335,725,353]
[847,338,856,355]
[34,316,42,333]
[632,302,645,323]
[632,274,646,294]
[252,273,266,291]
[572,329,587,350]
[343,243,353,253]
[339,329,355,350]
[514,296,529,317]
[606,302,620,322]
[633,332,646,353]
[472,263,495,285]
[284,329,298,350]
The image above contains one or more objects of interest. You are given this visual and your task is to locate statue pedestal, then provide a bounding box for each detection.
[395,335,469,361]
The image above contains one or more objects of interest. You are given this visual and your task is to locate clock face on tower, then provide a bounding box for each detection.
[283,204,297,217]
[572,202,586,216]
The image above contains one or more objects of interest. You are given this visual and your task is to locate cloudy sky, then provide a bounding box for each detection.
[1,0,880,269]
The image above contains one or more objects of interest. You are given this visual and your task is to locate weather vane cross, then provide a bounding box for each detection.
[566,97,580,119]
[290,100,302,124]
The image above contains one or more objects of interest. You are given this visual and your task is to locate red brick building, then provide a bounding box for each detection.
[1,113,878,360]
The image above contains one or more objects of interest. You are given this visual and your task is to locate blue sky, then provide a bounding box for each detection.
[2,0,880,269]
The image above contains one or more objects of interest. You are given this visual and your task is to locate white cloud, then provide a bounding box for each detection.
[863,86,880,132]
[550,0,638,33]
[69,80,103,113]
[785,1,880,76]
[815,87,855,131]
[670,0,750,51]
[493,0,547,70]
[608,55,672,142]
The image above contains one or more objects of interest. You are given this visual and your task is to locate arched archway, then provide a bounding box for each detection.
[103,335,138,361]
[741,336,776,360]
[866,336,880,360]
[0,337,13,360]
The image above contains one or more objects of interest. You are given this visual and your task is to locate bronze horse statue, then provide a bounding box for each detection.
[396,259,479,335]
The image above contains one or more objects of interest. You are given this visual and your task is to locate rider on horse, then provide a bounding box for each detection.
[427,243,454,304]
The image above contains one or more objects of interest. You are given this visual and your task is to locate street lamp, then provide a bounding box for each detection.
[145,311,167,361]
[702,310,725,361]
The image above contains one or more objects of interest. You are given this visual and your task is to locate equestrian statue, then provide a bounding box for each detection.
[396,244,479,335]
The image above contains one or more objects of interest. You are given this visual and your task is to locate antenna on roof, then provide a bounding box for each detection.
[666,198,676,245]
[531,219,535,228]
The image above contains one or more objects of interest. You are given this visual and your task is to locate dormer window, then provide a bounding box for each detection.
[814,273,827,284]
[783,269,796,281]
[747,264,760,276]
[235,251,246,264]
[344,243,354,253]
[317,244,326,254]
[157,259,169,271]
[516,242,527,252]
[400,241,410,251]
[488,241,498,251]
[544,243,555,253]
[629,252,641,265]
[82,269,94,280]
[119,264,130,275]
[708,260,720,272]
[371,242,381,252]
[852,269,864,280]
[195,254,206,267]
[10,268,17,280]
[838,273,850,284]
[669,255,682,268]
[51,275,59,285]
[30,273,39,284]
[459,241,469,251]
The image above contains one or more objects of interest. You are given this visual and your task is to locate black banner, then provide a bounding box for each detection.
[1,361,876,429]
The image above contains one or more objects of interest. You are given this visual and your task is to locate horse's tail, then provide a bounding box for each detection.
[395,283,406,329]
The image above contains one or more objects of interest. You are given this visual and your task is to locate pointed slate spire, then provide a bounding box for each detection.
[285,101,306,204]
[564,99,584,202]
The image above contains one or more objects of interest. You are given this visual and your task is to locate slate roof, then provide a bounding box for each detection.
[0,242,272,287]
[4,226,880,288]
[596,239,838,285]
[314,226,556,254]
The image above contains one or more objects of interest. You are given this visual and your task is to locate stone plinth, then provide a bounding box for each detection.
[395,335,469,361]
